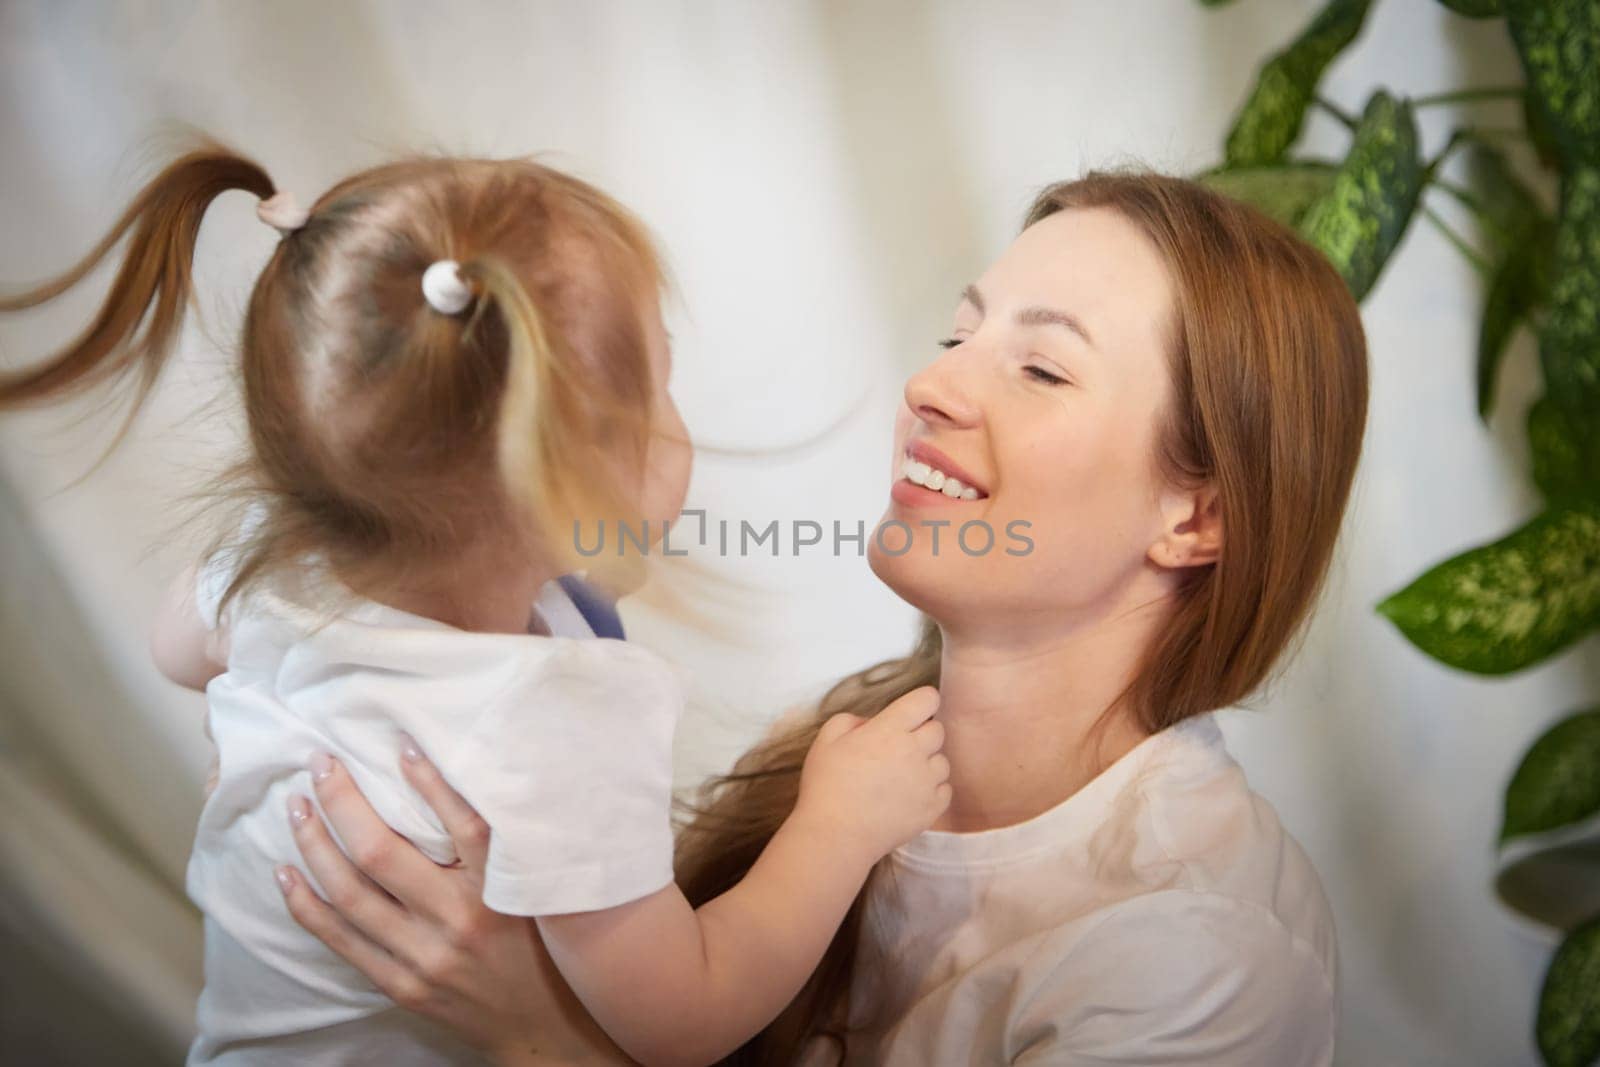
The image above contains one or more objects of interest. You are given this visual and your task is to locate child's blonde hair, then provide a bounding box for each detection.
[1,142,667,607]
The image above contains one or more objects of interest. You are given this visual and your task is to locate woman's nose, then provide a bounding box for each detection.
[904,351,981,429]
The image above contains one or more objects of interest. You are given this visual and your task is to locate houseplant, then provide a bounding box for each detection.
[1195,0,1600,1063]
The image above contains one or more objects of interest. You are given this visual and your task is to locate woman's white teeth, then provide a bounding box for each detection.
[902,457,982,500]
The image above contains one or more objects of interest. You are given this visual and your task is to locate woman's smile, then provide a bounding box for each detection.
[893,439,989,507]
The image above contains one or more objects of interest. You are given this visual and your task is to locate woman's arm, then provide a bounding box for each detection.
[150,562,227,690]
[279,747,636,1065]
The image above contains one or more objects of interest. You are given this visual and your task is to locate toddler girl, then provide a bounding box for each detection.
[0,146,950,1066]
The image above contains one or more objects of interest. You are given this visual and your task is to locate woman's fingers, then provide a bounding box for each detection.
[305,754,462,919]
[307,752,489,943]
[288,792,412,937]
[275,865,431,1011]
[398,734,492,875]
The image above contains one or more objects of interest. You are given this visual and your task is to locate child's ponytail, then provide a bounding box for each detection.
[461,254,649,585]
[0,144,274,422]
[461,257,572,543]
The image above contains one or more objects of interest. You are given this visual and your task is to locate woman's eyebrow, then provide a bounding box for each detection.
[1016,305,1096,348]
[962,283,1096,348]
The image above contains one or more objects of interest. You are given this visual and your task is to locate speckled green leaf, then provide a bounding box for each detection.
[1223,0,1375,167]
[1538,915,1600,1067]
[1467,143,1549,259]
[1437,0,1502,16]
[1375,500,1600,674]
[1506,0,1600,167]
[1480,247,1538,420]
[1198,162,1339,226]
[1297,92,1423,300]
[1539,168,1600,419]
[1469,145,1553,419]
[1529,391,1600,504]
[1502,708,1600,843]
[1480,230,1554,421]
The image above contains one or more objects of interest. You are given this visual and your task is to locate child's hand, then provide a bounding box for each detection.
[793,686,950,865]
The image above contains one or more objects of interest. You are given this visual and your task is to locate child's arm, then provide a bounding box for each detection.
[535,687,949,1067]
[150,562,227,691]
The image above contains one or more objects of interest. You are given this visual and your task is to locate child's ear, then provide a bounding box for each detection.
[1147,485,1222,569]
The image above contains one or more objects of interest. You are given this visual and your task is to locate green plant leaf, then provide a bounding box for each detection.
[1374,500,1600,674]
[1530,391,1600,505]
[1506,0,1600,168]
[1223,0,1375,167]
[1503,708,1600,843]
[1197,162,1340,226]
[1480,246,1537,419]
[1525,87,1565,171]
[1539,166,1600,416]
[1466,144,1553,419]
[1538,914,1600,1067]
[1479,220,1555,420]
[1437,0,1503,15]
[1466,143,1548,258]
[1298,91,1423,300]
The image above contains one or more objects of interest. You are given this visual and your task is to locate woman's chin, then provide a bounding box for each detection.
[867,536,959,620]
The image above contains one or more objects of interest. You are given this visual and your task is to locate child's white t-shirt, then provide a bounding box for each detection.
[184,553,685,1064]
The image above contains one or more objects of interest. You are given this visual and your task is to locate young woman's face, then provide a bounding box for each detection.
[870,206,1186,630]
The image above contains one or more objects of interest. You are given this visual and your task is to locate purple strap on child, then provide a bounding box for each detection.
[556,575,626,640]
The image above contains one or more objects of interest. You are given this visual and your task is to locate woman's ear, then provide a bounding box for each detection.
[1148,485,1223,569]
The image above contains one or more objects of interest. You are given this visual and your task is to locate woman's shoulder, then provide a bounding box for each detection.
[1118,712,1338,989]
[1005,884,1336,1066]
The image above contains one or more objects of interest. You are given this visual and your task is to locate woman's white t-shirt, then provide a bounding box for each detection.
[801,712,1338,1066]
[185,562,685,1064]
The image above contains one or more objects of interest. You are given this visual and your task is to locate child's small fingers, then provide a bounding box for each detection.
[912,717,945,755]
[875,686,940,733]
[816,712,863,744]
[398,734,491,874]
[929,753,951,784]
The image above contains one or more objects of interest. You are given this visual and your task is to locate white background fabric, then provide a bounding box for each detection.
[0,2,1584,1064]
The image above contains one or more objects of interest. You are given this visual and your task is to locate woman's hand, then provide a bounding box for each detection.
[275,743,636,1066]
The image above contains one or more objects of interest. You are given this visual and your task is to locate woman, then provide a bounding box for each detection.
[276,170,1365,1065]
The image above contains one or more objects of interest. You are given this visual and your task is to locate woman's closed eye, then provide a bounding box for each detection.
[937,337,1072,387]
[1024,364,1071,386]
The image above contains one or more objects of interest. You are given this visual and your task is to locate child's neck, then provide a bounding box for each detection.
[370,554,556,636]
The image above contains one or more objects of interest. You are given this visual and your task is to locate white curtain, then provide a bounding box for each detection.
[0,2,1581,1063]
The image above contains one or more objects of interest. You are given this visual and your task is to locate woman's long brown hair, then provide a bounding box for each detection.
[671,170,1369,1063]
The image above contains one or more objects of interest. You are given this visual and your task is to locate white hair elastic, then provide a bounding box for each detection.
[256,191,309,234]
[421,260,474,315]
